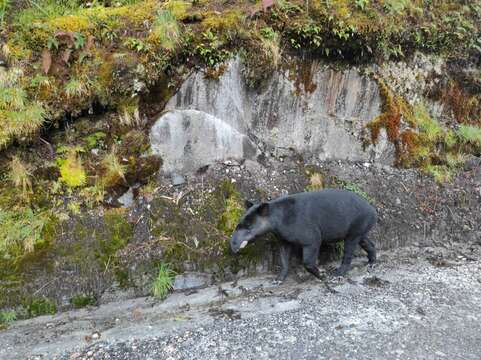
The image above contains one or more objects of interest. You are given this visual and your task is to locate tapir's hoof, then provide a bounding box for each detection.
[367,262,377,271]
[271,279,283,286]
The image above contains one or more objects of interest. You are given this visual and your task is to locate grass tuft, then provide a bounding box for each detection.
[457,125,481,148]
[101,146,126,188]
[8,156,33,199]
[152,263,175,300]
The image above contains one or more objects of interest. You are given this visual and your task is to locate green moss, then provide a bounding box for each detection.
[164,0,192,20]
[0,310,16,325]
[147,178,273,276]
[57,150,87,188]
[85,131,106,150]
[201,10,244,33]
[414,104,443,143]
[0,208,53,263]
[457,125,481,148]
[1,0,478,156]
[70,294,96,308]
[96,209,133,268]
[329,177,374,204]
[426,164,453,183]
[24,297,57,318]
[114,268,131,288]
[217,183,244,235]
[368,90,478,182]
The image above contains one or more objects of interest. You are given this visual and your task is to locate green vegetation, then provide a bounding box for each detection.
[218,181,244,235]
[305,172,324,192]
[0,0,478,149]
[0,67,45,148]
[331,178,374,204]
[152,263,175,300]
[0,0,480,317]
[24,297,57,317]
[7,156,33,200]
[367,80,480,183]
[57,150,87,188]
[0,0,9,27]
[0,310,16,325]
[0,208,51,261]
[85,131,106,149]
[150,9,181,51]
[458,125,481,148]
[96,209,133,269]
[70,294,96,308]
[100,147,126,188]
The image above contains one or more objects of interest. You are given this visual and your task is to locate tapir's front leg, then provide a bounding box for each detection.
[275,242,292,282]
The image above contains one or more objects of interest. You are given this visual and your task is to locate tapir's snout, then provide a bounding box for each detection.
[230,231,249,255]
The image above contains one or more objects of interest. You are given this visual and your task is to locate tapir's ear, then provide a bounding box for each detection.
[257,202,270,217]
[245,200,255,209]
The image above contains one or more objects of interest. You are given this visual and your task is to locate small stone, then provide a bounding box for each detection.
[172,174,186,186]
[118,188,134,208]
[463,156,481,171]
[416,306,426,316]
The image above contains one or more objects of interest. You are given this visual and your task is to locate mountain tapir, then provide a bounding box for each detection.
[230,189,377,280]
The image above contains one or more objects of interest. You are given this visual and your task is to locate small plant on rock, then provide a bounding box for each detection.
[457,125,481,149]
[152,263,176,300]
[58,149,87,188]
[100,146,126,188]
[150,9,181,51]
[8,156,33,200]
[195,30,231,67]
[0,310,16,329]
[305,173,324,192]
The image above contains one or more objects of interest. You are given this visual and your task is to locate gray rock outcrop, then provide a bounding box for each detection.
[150,109,257,174]
[151,59,395,174]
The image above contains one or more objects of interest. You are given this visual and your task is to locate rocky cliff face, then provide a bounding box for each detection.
[2,56,479,316]
[151,59,394,175]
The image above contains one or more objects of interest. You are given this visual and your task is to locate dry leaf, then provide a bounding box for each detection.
[86,35,95,51]
[41,49,52,74]
[62,49,72,64]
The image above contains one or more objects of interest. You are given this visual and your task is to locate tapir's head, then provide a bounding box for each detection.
[230,200,272,254]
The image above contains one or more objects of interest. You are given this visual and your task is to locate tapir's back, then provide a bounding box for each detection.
[272,189,377,241]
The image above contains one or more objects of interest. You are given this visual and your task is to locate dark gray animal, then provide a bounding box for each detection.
[230,189,377,280]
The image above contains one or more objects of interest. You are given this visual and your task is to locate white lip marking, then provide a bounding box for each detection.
[239,241,248,249]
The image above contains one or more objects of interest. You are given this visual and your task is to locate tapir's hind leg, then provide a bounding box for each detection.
[334,234,362,276]
[359,236,376,264]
